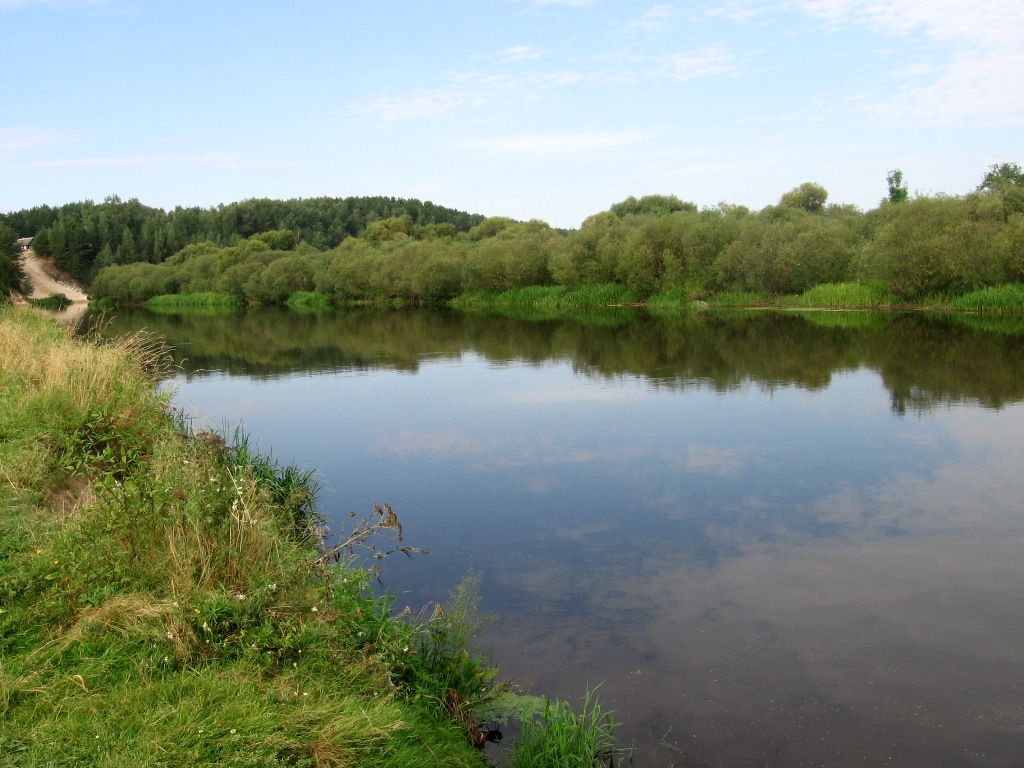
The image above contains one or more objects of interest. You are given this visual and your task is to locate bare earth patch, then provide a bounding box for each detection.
[18,250,90,323]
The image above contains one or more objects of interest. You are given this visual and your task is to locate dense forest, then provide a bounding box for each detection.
[3,163,1023,307]
[0,195,486,286]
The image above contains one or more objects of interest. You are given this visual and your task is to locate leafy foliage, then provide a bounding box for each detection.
[12,161,1024,310]
[0,222,25,299]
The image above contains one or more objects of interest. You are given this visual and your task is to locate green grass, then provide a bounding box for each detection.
[788,282,897,308]
[143,292,242,312]
[28,292,72,311]
[508,688,625,768]
[701,291,772,307]
[450,283,638,311]
[950,284,1024,313]
[0,305,625,765]
[286,291,335,312]
[0,306,490,766]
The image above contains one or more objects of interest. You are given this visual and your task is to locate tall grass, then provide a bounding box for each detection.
[702,291,771,307]
[950,284,1024,313]
[0,305,493,766]
[450,283,637,311]
[144,292,241,311]
[508,688,626,768]
[789,282,896,308]
[286,290,334,311]
[1,305,634,765]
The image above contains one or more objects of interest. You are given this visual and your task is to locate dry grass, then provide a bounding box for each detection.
[0,307,170,413]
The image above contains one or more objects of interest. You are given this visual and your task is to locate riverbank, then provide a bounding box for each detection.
[117,279,1024,317]
[0,306,501,766]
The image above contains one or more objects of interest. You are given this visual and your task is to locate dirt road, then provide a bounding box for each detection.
[20,250,89,302]
[16,250,90,324]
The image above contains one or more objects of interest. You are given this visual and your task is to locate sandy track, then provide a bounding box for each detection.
[20,250,89,302]
[16,250,90,324]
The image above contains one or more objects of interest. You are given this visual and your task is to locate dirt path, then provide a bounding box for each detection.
[20,250,89,302]
[16,250,90,324]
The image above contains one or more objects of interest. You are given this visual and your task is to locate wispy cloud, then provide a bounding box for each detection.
[23,153,310,171]
[0,128,70,154]
[0,0,109,7]
[532,0,594,6]
[500,45,544,62]
[625,4,674,32]
[359,89,488,122]
[467,131,648,156]
[799,0,1024,125]
[665,45,736,80]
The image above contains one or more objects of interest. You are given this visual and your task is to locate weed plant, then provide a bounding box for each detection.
[508,688,628,768]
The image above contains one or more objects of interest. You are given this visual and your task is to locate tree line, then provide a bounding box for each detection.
[1,195,486,286]
[5,163,1024,306]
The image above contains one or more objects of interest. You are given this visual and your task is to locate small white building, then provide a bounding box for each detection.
[16,237,33,252]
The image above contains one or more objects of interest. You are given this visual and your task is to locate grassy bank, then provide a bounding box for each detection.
[0,307,625,766]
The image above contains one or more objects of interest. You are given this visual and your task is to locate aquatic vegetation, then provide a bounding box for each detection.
[789,281,896,308]
[509,687,628,768]
[950,283,1024,313]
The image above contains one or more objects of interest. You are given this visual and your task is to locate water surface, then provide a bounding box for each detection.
[94,308,1024,767]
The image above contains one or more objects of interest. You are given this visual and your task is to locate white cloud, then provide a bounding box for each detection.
[23,153,310,171]
[800,0,1024,125]
[500,45,544,62]
[626,4,674,32]
[0,0,108,7]
[800,0,1022,44]
[0,128,67,154]
[359,89,487,122]
[666,45,735,80]
[466,131,649,156]
[532,0,594,6]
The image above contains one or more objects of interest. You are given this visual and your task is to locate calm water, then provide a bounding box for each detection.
[93,307,1024,767]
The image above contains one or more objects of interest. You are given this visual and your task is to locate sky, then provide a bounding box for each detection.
[2,0,1022,228]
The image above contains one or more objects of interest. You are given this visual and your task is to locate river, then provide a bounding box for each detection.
[90,307,1024,767]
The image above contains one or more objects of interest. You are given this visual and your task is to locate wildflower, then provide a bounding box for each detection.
[166,631,174,640]
[36,549,42,555]
[202,621,210,632]
[230,729,236,734]
[236,593,246,601]
[310,605,319,613]
[0,609,6,614]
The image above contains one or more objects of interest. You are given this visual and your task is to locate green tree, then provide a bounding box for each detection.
[609,194,695,218]
[886,169,909,203]
[0,222,25,298]
[779,182,828,214]
[978,162,1024,192]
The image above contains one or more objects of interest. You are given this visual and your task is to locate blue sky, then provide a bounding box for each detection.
[2,0,1021,228]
